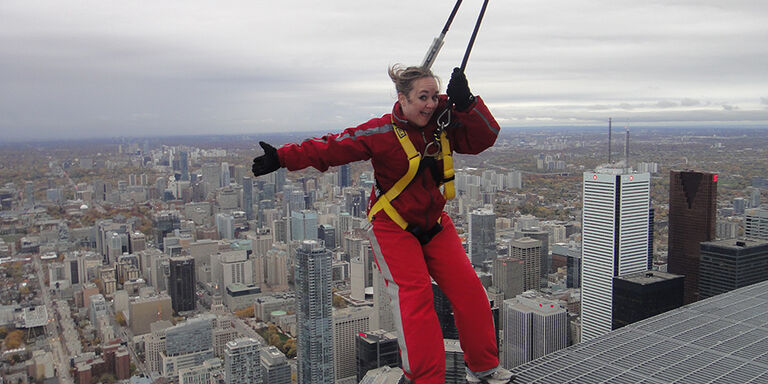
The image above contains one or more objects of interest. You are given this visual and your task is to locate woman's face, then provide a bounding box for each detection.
[398,77,439,128]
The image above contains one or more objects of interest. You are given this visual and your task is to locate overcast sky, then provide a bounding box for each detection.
[2,0,767,141]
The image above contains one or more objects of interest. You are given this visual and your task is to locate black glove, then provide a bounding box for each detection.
[446,67,475,112]
[252,141,281,177]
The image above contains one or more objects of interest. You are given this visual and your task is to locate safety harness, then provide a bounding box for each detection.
[367,115,456,243]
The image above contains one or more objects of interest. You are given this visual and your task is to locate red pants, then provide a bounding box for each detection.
[368,212,499,383]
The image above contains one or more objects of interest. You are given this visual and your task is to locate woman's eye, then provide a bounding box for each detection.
[419,96,427,101]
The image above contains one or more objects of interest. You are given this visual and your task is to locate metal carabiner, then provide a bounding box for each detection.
[423,141,441,158]
[437,107,451,130]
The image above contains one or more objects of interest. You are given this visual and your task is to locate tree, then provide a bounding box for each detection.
[283,339,297,358]
[114,312,126,326]
[332,294,347,309]
[234,306,254,318]
[269,333,281,347]
[4,330,25,349]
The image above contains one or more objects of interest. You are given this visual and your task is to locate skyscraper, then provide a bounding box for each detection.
[333,307,372,381]
[260,345,291,384]
[444,339,466,384]
[432,282,458,339]
[295,240,334,383]
[242,176,254,220]
[163,314,215,377]
[469,208,496,267]
[169,256,196,313]
[356,330,400,382]
[745,208,768,241]
[152,211,180,251]
[581,170,650,341]
[291,210,318,242]
[699,239,768,299]
[519,229,549,287]
[502,292,567,369]
[221,162,231,187]
[201,162,222,197]
[492,256,525,299]
[339,163,351,188]
[510,237,542,292]
[611,270,683,329]
[371,267,395,332]
[318,224,336,250]
[224,338,262,384]
[179,151,189,181]
[216,213,235,240]
[667,170,717,304]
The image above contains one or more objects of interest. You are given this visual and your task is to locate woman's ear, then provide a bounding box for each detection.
[397,92,407,105]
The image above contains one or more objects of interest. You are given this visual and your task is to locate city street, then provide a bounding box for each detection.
[34,254,73,384]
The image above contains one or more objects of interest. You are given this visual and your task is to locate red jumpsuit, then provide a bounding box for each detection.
[277,95,500,383]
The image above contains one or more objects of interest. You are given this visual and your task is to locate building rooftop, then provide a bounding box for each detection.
[702,238,768,249]
[512,280,768,383]
[616,270,683,285]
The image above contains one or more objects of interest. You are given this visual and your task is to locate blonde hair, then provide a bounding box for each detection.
[388,64,440,97]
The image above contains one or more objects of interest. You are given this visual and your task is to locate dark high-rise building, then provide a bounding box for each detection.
[699,239,768,299]
[355,330,400,382]
[612,271,684,330]
[648,207,655,270]
[339,163,351,188]
[153,211,181,251]
[432,282,458,340]
[242,176,254,221]
[432,282,499,349]
[318,224,336,250]
[180,151,189,181]
[667,170,717,304]
[168,256,196,313]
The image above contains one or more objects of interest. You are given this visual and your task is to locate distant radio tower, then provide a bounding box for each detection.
[625,123,630,172]
[608,118,612,164]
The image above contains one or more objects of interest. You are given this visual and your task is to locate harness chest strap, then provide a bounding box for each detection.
[368,120,456,230]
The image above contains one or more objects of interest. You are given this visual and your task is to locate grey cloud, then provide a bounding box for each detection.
[681,98,700,107]
[722,104,738,111]
[2,0,768,140]
[657,101,678,108]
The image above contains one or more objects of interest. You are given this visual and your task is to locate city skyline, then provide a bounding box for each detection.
[3,1,768,141]
[0,125,766,383]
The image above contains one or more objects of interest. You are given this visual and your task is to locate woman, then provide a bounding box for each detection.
[252,65,513,384]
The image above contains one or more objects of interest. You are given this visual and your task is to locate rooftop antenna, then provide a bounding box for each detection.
[608,117,612,164]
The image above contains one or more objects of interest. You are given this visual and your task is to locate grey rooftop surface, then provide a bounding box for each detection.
[512,280,768,383]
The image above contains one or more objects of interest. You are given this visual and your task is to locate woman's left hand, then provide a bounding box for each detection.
[447,67,475,111]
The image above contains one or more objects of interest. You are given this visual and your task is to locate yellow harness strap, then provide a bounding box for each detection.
[440,131,456,200]
[368,119,456,230]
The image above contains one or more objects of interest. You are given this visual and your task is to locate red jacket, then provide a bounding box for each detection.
[277,95,500,230]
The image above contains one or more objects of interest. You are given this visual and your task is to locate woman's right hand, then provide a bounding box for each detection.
[252,141,281,177]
